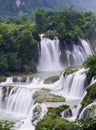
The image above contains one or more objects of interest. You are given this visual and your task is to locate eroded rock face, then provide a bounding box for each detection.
[33,89,65,103]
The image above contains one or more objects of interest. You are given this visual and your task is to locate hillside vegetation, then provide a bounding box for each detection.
[0,9,96,75]
[0,0,96,20]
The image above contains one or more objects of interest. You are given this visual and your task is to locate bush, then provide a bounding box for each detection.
[83,55,96,84]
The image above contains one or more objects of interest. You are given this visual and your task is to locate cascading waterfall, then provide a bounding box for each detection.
[63,40,93,66]
[0,29,94,129]
[37,37,93,71]
[54,69,87,99]
[79,102,96,119]
[0,79,48,130]
[37,36,63,71]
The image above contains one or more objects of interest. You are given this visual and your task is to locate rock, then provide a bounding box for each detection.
[44,76,59,84]
[63,108,73,118]
[33,89,65,103]
[21,76,27,82]
[32,104,42,124]
[63,66,83,76]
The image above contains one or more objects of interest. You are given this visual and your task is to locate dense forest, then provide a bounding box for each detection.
[0,0,96,21]
[0,0,77,20]
[0,8,96,76]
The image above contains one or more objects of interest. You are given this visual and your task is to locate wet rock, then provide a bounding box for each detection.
[33,89,65,103]
[32,104,42,124]
[44,76,59,84]
[63,66,83,76]
[63,108,73,118]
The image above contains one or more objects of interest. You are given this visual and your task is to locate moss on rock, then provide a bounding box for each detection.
[0,76,6,83]
[44,76,59,84]
[33,89,65,103]
[63,66,83,76]
[81,82,96,108]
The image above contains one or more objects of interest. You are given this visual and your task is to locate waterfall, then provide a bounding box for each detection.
[0,78,48,130]
[79,102,96,119]
[37,37,93,71]
[63,40,93,66]
[54,69,87,99]
[62,104,82,121]
[0,68,92,129]
[37,36,63,71]
[6,88,35,114]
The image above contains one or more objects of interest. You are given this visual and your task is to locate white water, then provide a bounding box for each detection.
[37,38,92,71]
[0,37,93,129]
[37,36,63,71]
[62,104,82,121]
[79,102,96,119]
[0,81,48,130]
[0,68,88,129]
[53,68,87,99]
[64,40,93,66]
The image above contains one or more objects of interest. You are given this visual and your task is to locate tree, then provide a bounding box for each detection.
[0,55,8,74]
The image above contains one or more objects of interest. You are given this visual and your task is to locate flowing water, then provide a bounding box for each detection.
[0,38,94,129]
[37,37,92,71]
[37,36,63,71]
[0,68,88,129]
[79,102,96,119]
[63,39,93,66]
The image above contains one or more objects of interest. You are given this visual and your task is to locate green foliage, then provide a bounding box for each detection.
[0,55,8,74]
[7,53,21,72]
[36,105,79,130]
[81,82,96,107]
[84,55,96,84]
[0,76,6,82]
[0,120,14,130]
[36,105,96,130]
[0,22,38,74]
[0,9,96,75]
[77,118,96,130]
[0,0,81,21]
[35,8,86,42]
[64,66,82,75]
[43,30,58,40]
